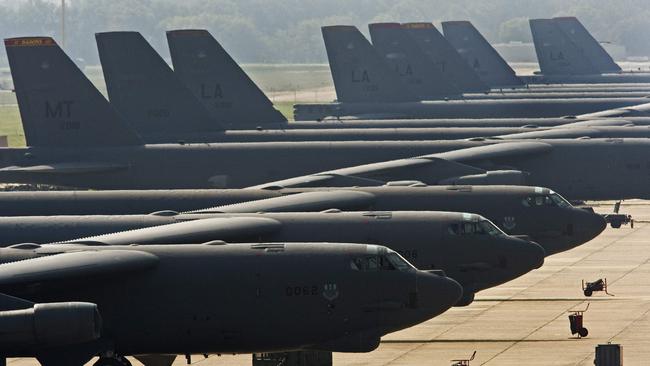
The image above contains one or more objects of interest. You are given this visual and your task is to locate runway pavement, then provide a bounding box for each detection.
[8,202,650,366]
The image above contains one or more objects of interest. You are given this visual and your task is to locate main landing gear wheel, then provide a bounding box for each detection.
[93,356,132,366]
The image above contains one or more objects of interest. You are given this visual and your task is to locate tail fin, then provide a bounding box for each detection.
[401,22,488,93]
[5,37,141,147]
[321,25,418,103]
[529,18,599,75]
[441,21,523,88]
[95,31,221,138]
[552,17,621,73]
[367,22,460,99]
[166,29,287,128]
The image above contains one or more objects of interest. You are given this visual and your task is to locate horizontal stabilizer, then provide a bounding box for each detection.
[0,250,159,287]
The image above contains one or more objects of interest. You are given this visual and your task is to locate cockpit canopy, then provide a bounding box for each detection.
[350,246,415,272]
[522,191,571,208]
[448,217,504,236]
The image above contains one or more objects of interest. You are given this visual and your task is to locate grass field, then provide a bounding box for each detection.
[0,105,24,147]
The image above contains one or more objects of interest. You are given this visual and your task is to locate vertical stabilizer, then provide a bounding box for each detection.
[529,18,599,75]
[166,29,287,128]
[402,22,488,93]
[322,25,419,103]
[5,37,141,147]
[368,22,460,99]
[442,21,523,88]
[95,31,221,138]
[552,17,621,73]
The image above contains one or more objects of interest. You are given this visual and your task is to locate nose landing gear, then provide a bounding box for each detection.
[93,355,131,366]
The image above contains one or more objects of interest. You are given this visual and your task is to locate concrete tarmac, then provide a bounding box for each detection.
[8,202,650,366]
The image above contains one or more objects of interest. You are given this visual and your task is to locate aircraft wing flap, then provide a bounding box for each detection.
[194,190,377,213]
[0,162,129,174]
[0,250,159,287]
[65,216,283,246]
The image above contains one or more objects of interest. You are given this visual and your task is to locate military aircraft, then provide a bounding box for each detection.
[0,211,546,306]
[292,25,650,121]
[528,17,650,84]
[442,20,524,89]
[251,138,650,202]
[0,185,605,254]
[19,34,650,144]
[0,242,462,366]
[367,22,650,100]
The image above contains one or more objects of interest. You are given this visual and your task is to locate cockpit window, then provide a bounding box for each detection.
[448,219,504,236]
[385,252,412,271]
[522,193,572,208]
[549,193,571,208]
[350,251,415,272]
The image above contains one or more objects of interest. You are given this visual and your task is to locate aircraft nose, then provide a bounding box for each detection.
[507,237,546,273]
[417,272,463,317]
[576,208,607,242]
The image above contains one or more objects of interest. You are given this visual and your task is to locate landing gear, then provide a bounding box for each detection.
[93,356,132,366]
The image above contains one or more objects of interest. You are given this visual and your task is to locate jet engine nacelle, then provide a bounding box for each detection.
[440,170,529,185]
[0,302,101,347]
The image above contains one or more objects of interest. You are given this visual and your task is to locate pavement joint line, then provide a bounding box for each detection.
[480,225,642,365]
[378,226,641,366]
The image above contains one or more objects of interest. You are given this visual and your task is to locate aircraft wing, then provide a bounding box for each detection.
[65,216,282,246]
[0,162,128,174]
[0,250,159,287]
[192,190,377,213]
[252,141,553,189]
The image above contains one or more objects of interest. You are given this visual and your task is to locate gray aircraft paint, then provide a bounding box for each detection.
[166,29,287,129]
[4,37,141,147]
[367,22,461,99]
[96,31,221,138]
[0,243,462,364]
[552,17,621,74]
[402,22,488,93]
[250,138,650,202]
[292,97,650,120]
[529,18,599,76]
[0,185,605,255]
[0,211,545,302]
[441,21,523,88]
[321,25,419,103]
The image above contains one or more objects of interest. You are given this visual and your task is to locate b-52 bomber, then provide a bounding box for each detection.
[0,211,545,306]
[292,25,650,121]
[528,17,650,84]
[0,242,462,366]
[0,185,605,255]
